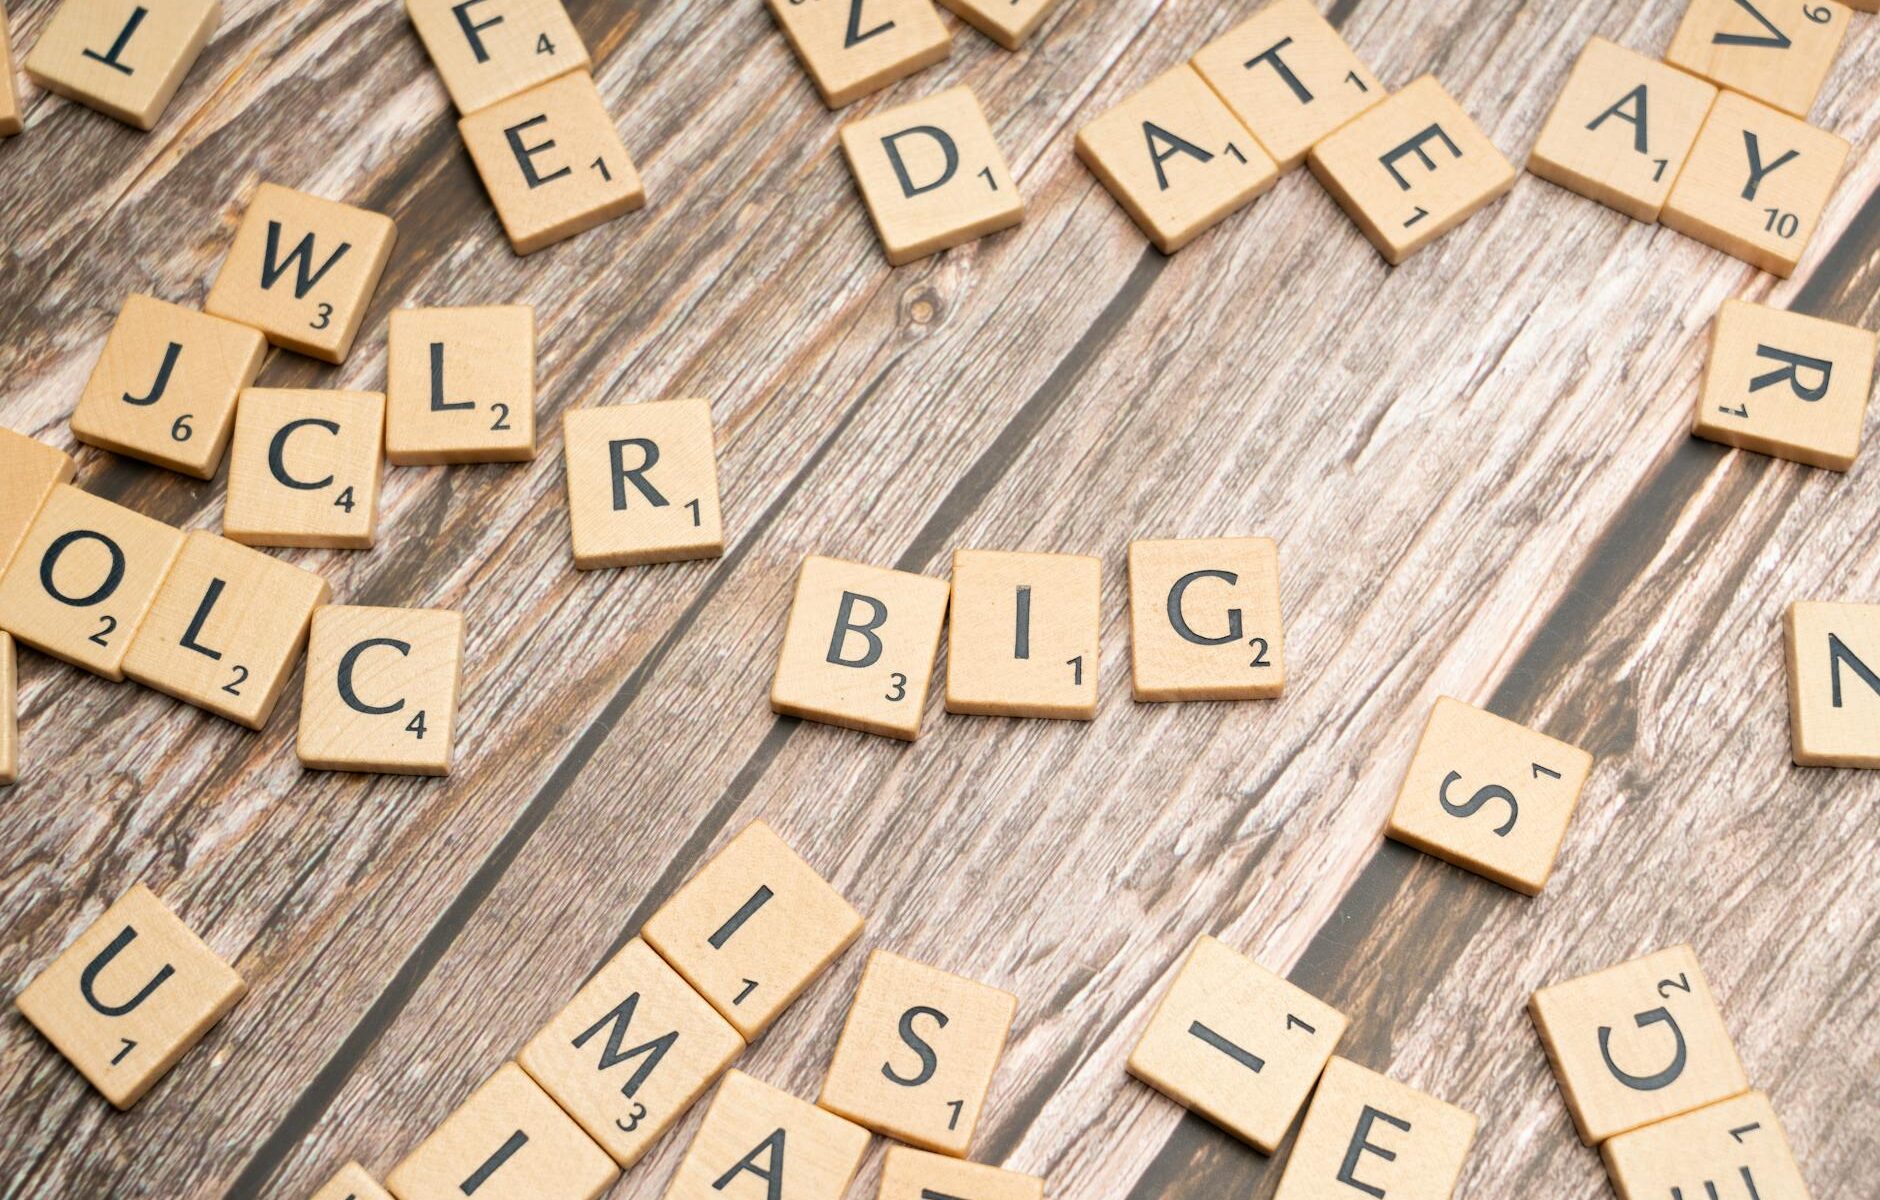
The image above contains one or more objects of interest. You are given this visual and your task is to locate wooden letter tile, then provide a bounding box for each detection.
[1601,1091,1811,1200]
[766,0,950,108]
[817,949,1017,1156]
[1273,1057,1478,1200]
[0,484,183,681]
[1528,944,1749,1145]
[1127,935,1347,1153]
[1075,65,1279,254]
[224,389,386,549]
[386,1062,619,1200]
[459,71,645,255]
[769,556,950,740]
[1665,0,1850,119]
[945,548,1100,718]
[1527,38,1719,223]
[71,294,268,479]
[406,0,588,115]
[204,182,398,363]
[311,1162,395,1200]
[839,85,1024,266]
[2,7,23,136]
[1785,600,1880,768]
[562,400,724,568]
[665,1070,870,1200]
[1190,0,1385,171]
[23,0,217,130]
[879,1146,1044,1200]
[297,605,465,776]
[122,531,329,729]
[1660,92,1848,278]
[1384,696,1595,896]
[2,632,16,786]
[1693,300,1876,470]
[386,306,536,464]
[14,883,244,1109]
[1126,537,1284,701]
[0,428,77,573]
[517,937,745,1168]
[643,820,863,1040]
[935,0,1060,51]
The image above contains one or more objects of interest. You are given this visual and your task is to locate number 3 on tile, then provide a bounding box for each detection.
[886,673,907,702]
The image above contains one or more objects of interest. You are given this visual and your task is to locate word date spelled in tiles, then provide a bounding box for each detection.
[840,86,1024,266]
[946,549,1100,718]
[1665,0,1849,119]
[1,7,20,136]
[1274,1057,1478,1200]
[518,938,744,1167]
[14,884,244,1109]
[224,389,385,549]
[459,71,645,255]
[1785,600,1880,768]
[1601,1091,1811,1200]
[1127,537,1284,701]
[0,429,77,571]
[298,606,465,775]
[1075,65,1278,254]
[406,0,589,114]
[665,1070,870,1200]
[1308,76,1515,265]
[642,820,863,1040]
[1384,697,1594,895]
[1128,935,1347,1152]
[1527,38,1718,223]
[563,400,724,567]
[0,484,184,681]
[936,0,1060,50]
[766,0,950,108]
[24,0,218,130]
[1529,944,1748,1144]
[1693,301,1876,470]
[311,1163,394,1200]
[879,1146,1045,1200]
[1,633,15,785]
[386,306,536,464]
[386,1062,619,1200]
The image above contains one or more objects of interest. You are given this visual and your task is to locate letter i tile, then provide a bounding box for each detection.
[386,1063,618,1200]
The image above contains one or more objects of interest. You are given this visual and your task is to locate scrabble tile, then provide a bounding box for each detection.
[0,484,183,681]
[1785,600,1880,768]
[311,1162,395,1200]
[562,400,724,568]
[297,606,465,776]
[879,1146,1044,1200]
[1665,0,1850,119]
[204,183,397,363]
[1,632,16,786]
[1383,696,1595,896]
[386,1062,619,1200]
[1126,537,1284,702]
[70,295,268,479]
[224,389,386,549]
[1601,1091,1811,1200]
[121,531,329,729]
[945,548,1100,718]
[1308,75,1515,265]
[1190,0,1385,171]
[1075,65,1279,254]
[14,883,244,1109]
[766,0,950,108]
[406,0,588,115]
[459,72,645,255]
[1692,300,1876,470]
[1,7,23,137]
[23,0,217,130]
[668,1070,870,1200]
[642,820,864,1040]
[1274,1057,1477,1200]
[0,428,77,573]
[1127,936,1346,1152]
[934,0,1059,51]
[1660,91,1848,278]
[769,556,950,741]
[1529,944,1749,1145]
[386,306,536,465]
[517,938,745,1168]
[818,949,1016,1156]
[1526,38,1719,223]
[839,86,1024,267]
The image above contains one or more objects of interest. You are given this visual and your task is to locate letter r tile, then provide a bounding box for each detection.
[1274,1057,1478,1200]
[562,400,724,569]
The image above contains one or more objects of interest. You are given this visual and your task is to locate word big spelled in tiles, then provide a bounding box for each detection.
[15,884,244,1108]
[298,606,465,775]
[24,0,217,129]
[946,548,1101,719]
[767,0,951,108]
[406,0,589,115]
[1785,600,1880,768]
[563,400,724,568]
[387,1062,619,1200]
[1600,1091,1812,1200]
[1274,1057,1478,1200]
[1127,537,1285,701]
[387,305,537,463]
[1692,301,1876,470]
[225,389,386,549]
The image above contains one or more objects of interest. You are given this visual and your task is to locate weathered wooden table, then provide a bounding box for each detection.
[2,0,1876,1196]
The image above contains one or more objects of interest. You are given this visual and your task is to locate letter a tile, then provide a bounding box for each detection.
[1528,944,1748,1145]
[1692,301,1876,470]
[0,429,77,574]
[1127,537,1284,701]
[946,548,1100,718]
[1274,1057,1477,1200]
[1601,1091,1811,1200]
[770,556,950,740]
[387,1062,619,1200]
[2,633,17,786]
[1127,935,1347,1153]
[665,1070,870,1200]
[1665,0,1850,120]
[766,0,951,108]
[224,389,386,550]
[14,883,245,1109]
[563,400,724,568]
[406,0,589,115]
[297,606,465,776]
[311,1163,394,1200]
[24,0,218,130]
[1785,600,1880,768]
[879,1146,1044,1200]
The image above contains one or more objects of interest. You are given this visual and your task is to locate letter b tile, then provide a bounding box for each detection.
[387,1062,619,1200]
[297,605,465,775]
[1126,537,1284,701]
[1274,1057,1478,1200]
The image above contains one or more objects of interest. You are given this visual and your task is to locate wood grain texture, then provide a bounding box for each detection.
[0,1,1877,1198]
